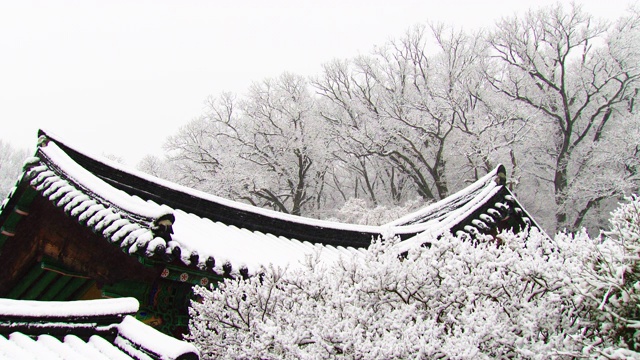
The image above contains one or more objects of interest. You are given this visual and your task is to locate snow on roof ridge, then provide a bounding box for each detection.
[0,297,139,318]
[393,185,504,254]
[385,166,503,227]
[39,129,386,234]
[38,140,172,222]
[36,130,513,252]
[117,315,200,360]
[169,208,367,275]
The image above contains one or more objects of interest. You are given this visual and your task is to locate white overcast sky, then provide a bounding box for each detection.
[0,0,634,165]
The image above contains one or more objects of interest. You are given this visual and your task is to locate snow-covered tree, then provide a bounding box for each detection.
[326,197,423,226]
[165,74,331,216]
[313,24,530,214]
[487,4,640,232]
[188,197,640,359]
[153,4,639,233]
[164,93,243,196]
[314,58,412,208]
[0,139,30,200]
[575,195,640,354]
[317,25,494,202]
[235,73,331,215]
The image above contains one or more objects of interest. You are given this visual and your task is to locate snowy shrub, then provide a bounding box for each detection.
[575,195,640,355]
[188,197,640,359]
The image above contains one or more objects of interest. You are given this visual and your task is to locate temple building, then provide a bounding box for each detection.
[0,130,536,338]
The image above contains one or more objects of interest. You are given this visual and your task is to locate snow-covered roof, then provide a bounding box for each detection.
[0,297,199,360]
[1,130,534,276]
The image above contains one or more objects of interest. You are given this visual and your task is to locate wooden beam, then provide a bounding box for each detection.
[0,197,43,297]
[69,280,96,300]
[38,274,73,301]
[52,277,89,301]
[34,196,160,285]
[6,265,43,299]
[21,270,58,300]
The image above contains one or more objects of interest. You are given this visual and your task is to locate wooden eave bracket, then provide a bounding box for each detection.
[0,187,38,248]
[139,257,224,286]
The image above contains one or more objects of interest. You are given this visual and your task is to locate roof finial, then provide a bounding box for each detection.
[37,134,49,148]
[495,165,507,186]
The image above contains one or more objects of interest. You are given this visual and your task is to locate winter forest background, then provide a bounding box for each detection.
[2,3,639,235]
[150,3,639,236]
[1,2,640,358]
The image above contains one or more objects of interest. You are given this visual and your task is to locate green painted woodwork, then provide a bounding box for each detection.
[139,258,224,287]
[40,260,89,278]
[71,280,96,300]
[38,258,93,300]
[0,210,23,246]
[51,277,87,301]
[158,266,221,287]
[103,277,201,337]
[7,265,43,299]
[0,186,37,248]
[6,261,94,301]
[0,235,8,247]
[21,270,58,300]
[140,279,195,337]
[100,260,226,336]
[39,275,74,301]
[102,280,150,303]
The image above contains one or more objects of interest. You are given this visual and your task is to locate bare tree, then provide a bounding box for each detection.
[166,75,330,216]
[487,4,640,231]
[317,25,508,203]
[314,59,411,207]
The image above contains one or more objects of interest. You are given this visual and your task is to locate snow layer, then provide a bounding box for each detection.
[38,141,172,222]
[28,131,526,274]
[116,315,199,360]
[0,297,198,360]
[40,129,380,233]
[0,297,138,318]
[387,167,501,228]
[170,209,368,275]
[38,335,89,360]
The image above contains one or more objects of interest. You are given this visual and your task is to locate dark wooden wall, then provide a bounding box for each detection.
[0,194,160,297]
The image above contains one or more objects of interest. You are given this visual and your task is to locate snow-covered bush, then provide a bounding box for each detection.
[188,197,640,359]
[576,195,640,355]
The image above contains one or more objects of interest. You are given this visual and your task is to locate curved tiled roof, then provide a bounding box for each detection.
[0,130,535,276]
[0,297,199,360]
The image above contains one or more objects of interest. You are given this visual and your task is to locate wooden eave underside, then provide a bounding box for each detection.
[0,194,160,299]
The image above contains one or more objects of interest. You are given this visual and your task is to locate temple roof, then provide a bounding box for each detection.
[0,130,534,276]
[0,297,199,359]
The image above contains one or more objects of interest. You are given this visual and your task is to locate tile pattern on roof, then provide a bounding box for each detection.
[13,133,535,276]
[387,166,505,227]
[395,189,534,254]
[28,141,366,276]
[0,297,199,360]
[27,142,173,261]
